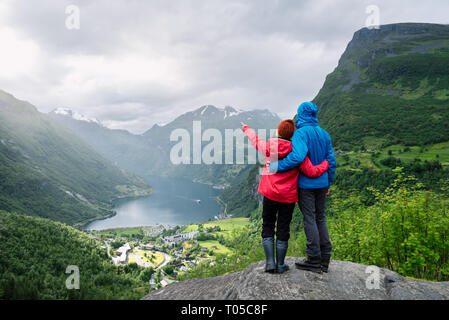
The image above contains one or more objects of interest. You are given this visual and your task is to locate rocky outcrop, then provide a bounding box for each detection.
[142,257,449,300]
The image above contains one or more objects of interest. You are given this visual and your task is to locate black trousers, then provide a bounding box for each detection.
[261,196,295,241]
[298,188,332,259]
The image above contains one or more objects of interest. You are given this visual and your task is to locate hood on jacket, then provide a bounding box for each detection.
[296,102,319,129]
[268,138,292,161]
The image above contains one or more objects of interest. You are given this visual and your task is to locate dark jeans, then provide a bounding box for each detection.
[261,196,295,241]
[298,188,332,260]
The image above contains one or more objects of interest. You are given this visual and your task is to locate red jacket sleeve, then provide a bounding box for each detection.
[242,125,269,157]
[300,156,329,178]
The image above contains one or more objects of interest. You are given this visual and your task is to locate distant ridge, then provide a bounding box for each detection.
[50,104,281,186]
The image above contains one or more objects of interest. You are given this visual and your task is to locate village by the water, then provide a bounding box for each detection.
[90,213,250,290]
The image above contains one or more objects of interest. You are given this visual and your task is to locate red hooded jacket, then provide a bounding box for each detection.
[243,125,329,203]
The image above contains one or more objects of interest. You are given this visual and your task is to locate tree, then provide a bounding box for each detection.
[140,267,154,283]
[163,265,174,275]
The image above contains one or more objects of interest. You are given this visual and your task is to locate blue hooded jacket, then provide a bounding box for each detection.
[269,102,336,189]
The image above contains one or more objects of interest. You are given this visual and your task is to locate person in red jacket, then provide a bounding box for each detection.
[242,119,329,273]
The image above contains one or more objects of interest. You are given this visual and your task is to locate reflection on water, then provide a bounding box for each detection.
[84,175,221,230]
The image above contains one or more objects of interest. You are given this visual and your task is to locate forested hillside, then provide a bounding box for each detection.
[0,90,152,226]
[0,210,149,299]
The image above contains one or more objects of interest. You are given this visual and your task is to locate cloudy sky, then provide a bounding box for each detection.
[0,0,448,133]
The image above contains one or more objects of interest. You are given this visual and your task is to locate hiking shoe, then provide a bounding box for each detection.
[321,258,330,273]
[295,257,322,274]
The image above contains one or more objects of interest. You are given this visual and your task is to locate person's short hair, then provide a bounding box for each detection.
[277,119,295,139]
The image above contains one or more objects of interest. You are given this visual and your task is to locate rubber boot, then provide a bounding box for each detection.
[295,256,322,274]
[262,237,276,273]
[276,240,289,274]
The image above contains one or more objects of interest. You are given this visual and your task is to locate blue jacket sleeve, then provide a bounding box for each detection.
[326,134,337,187]
[269,130,308,173]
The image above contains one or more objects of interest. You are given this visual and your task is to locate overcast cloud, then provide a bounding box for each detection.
[0,0,448,133]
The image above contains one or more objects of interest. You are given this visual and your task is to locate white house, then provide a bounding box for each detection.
[160,279,169,287]
[112,243,131,265]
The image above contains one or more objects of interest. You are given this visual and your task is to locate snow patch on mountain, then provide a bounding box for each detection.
[51,108,103,126]
[223,106,244,119]
[195,105,261,120]
[200,105,209,116]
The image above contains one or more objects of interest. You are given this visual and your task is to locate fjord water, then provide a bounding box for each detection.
[84,175,221,230]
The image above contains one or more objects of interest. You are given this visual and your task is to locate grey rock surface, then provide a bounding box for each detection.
[142,257,449,300]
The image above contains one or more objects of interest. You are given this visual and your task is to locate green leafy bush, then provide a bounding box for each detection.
[330,168,449,280]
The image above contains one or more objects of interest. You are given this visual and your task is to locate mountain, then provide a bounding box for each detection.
[52,107,103,125]
[142,257,449,300]
[143,105,279,137]
[49,107,152,177]
[0,90,152,226]
[0,210,148,299]
[50,105,281,187]
[142,105,281,186]
[315,23,449,150]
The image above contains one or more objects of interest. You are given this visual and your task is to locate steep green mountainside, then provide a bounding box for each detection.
[315,23,449,150]
[51,105,281,187]
[0,90,152,226]
[49,108,153,178]
[0,210,148,299]
[219,164,262,217]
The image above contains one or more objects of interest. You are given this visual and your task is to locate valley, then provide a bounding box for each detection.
[50,105,280,187]
[0,90,153,226]
[1,22,449,300]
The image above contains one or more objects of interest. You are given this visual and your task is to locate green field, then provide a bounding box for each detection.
[336,140,449,171]
[129,249,164,268]
[183,217,250,239]
[93,227,145,238]
[197,240,232,255]
[379,141,449,165]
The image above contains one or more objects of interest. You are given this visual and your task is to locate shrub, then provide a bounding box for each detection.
[329,169,449,281]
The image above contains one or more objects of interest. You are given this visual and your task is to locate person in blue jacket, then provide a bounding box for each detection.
[269,101,336,273]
